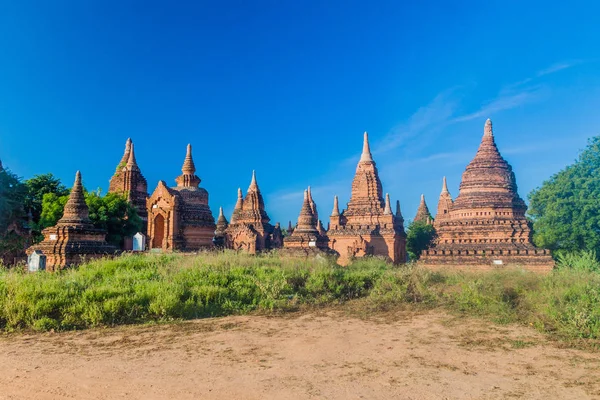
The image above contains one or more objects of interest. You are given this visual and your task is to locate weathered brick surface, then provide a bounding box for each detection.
[419,119,554,273]
[26,171,118,271]
[147,144,216,251]
[108,139,148,231]
[224,171,282,254]
[328,133,407,265]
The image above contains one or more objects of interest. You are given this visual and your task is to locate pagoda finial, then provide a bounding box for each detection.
[395,200,403,218]
[233,188,243,209]
[331,195,340,216]
[219,206,224,217]
[248,170,258,191]
[441,176,449,194]
[384,193,392,215]
[126,142,140,170]
[484,118,493,138]
[59,171,91,225]
[288,220,294,231]
[116,138,133,170]
[360,131,373,162]
[182,144,196,175]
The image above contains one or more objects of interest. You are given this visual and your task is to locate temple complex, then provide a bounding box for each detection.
[327,133,406,265]
[26,171,117,271]
[419,119,554,272]
[283,188,329,250]
[224,171,283,253]
[108,139,148,230]
[413,194,433,224]
[146,144,216,251]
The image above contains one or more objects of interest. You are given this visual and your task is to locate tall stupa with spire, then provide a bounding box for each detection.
[146,144,216,251]
[223,171,283,253]
[109,138,149,230]
[284,187,329,251]
[327,132,406,265]
[27,171,117,270]
[420,119,554,272]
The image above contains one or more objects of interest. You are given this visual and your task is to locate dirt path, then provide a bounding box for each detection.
[0,311,598,399]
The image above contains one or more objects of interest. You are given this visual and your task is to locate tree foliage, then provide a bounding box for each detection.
[24,174,69,223]
[39,190,142,247]
[406,220,436,261]
[0,167,26,233]
[528,136,600,253]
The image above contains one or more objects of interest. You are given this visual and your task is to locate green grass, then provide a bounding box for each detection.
[0,251,599,345]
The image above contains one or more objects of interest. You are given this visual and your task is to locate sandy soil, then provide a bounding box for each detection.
[0,310,599,400]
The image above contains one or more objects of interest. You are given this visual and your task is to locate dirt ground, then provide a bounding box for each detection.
[0,310,599,400]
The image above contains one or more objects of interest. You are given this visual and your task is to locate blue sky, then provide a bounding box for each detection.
[1,1,599,225]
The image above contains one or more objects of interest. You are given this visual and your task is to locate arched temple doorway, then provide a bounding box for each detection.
[152,214,165,249]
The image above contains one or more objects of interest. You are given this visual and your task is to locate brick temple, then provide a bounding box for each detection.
[327,133,406,265]
[224,171,283,253]
[283,188,329,251]
[419,119,554,272]
[26,171,117,270]
[146,144,216,251]
[108,138,149,230]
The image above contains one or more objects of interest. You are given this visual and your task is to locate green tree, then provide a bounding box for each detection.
[24,174,69,223]
[528,136,600,253]
[406,220,436,261]
[0,166,27,263]
[39,190,142,247]
[0,166,26,233]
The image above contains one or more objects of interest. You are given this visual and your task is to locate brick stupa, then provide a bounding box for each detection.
[27,171,117,270]
[413,194,433,224]
[420,119,554,272]
[328,133,406,265]
[283,188,329,250]
[109,139,148,230]
[213,207,229,247]
[146,144,216,251]
[225,171,283,253]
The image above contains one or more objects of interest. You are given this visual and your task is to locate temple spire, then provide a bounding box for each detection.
[126,142,140,171]
[396,200,403,219]
[441,176,449,194]
[414,194,432,223]
[360,131,373,162]
[484,118,493,138]
[331,195,340,216]
[384,193,392,215]
[235,188,243,209]
[117,138,132,170]
[182,144,196,175]
[59,171,91,226]
[248,170,258,191]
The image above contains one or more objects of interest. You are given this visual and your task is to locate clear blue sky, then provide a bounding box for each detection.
[1,1,599,225]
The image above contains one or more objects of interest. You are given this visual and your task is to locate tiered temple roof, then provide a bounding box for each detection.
[284,188,328,250]
[109,139,148,230]
[420,119,554,272]
[328,132,406,265]
[27,171,117,270]
[224,171,282,253]
[146,144,216,251]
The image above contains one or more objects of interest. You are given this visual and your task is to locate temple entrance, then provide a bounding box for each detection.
[152,214,165,249]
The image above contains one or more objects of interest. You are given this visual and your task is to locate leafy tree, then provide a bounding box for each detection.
[39,190,142,247]
[406,220,436,261]
[24,174,69,222]
[0,166,27,264]
[528,136,600,253]
[0,166,26,233]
